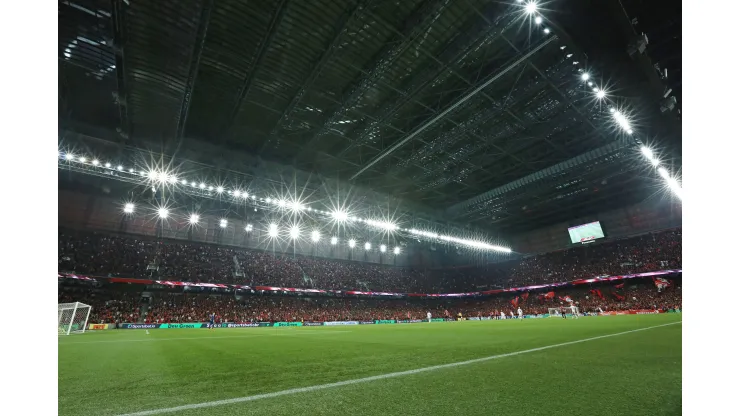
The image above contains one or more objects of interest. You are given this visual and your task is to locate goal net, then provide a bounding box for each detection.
[58,302,92,335]
[548,307,579,317]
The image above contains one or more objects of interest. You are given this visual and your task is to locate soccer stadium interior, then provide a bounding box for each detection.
[58,0,682,415]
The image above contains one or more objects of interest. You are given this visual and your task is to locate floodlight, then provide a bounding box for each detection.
[525,2,537,14]
[393,246,401,255]
[331,236,338,245]
[117,165,123,171]
[592,87,598,92]
[92,159,100,166]
[268,223,279,237]
[581,73,590,81]
[189,214,200,224]
[289,226,300,239]
[128,168,134,173]
[588,82,593,87]
[157,172,169,183]
[157,207,169,218]
[199,183,206,189]
[650,158,660,167]
[219,219,228,228]
[251,195,256,199]
[245,224,253,232]
[208,186,214,191]
[266,197,272,203]
[216,186,224,193]
[65,153,74,161]
[123,203,135,214]
[278,199,287,208]
[79,157,87,163]
[289,201,304,212]
[332,210,349,222]
[104,162,111,168]
[544,28,550,34]
[311,230,320,242]
[234,190,241,198]
[242,192,249,199]
[364,242,371,250]
[190,181,197,187]
[380,244,387,253]
[147,170,157,180]
[658,167,669,179]
[534,16,543,24]
[595,89,606,99]
[168,175,177,184]
[627,129,633,135]
[348,239,356,248]
[181,179,188,185]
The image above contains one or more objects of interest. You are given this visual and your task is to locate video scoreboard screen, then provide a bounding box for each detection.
[567,221,605,244]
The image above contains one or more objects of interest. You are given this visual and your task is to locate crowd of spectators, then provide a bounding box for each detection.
[60,277,681,324]
[59,228,681,294]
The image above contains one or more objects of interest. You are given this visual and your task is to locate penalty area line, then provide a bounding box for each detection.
[115,321,681,416]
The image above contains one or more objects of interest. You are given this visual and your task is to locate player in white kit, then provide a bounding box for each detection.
[500,311,506,320]
[517,307,523,319]
[426,311,432,322]
[570,304,579,319]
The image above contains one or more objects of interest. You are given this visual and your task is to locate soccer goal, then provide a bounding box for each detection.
[58,302,92,335]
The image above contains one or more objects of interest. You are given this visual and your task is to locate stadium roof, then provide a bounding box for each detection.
[59,0,681,236]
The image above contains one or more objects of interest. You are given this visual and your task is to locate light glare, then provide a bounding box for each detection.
[331,236,338,245]
[219,219,228,228]
[380,244,387,253]
[290,226,300,239]
[189,214,200,224]
[311,230,320,242]
[123,203,135,214]
[348,239,356,248]
[525,2,537,14]
[364,242,371,250]
[393,247,401,255]
[157,208,169,219]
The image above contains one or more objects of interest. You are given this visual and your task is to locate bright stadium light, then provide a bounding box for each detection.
[219,219,228,228]
[79,157,87,163]
[245,224,253,232]
[216,186,224,193]
[331,236,338,245]
[117,165,123,171]
[332,210,349,222]
[543,28,550,34]
[208,186,214,191]
[104,162,111,168]
[147,170,157,180]
[534,16,543,24]
[289,226,300,239]
[268,223,278,238]
[157,207,169,219]
[233,190,241,198]
[311,230,320,242]
[199,183,206,189]
[363,242,371,251]
[658,167,669,179]
[189,214,200,224]
[595,89,606,99]
[92,159,100,166]
[641,146,654,159]
[168,175,177,184]
[289,201,304,212]
[348,239,356,248]
[525,2,537,14]
[380,244,387,253]
[123,203,135,214]
[581,73,590,81]
[393,246,401,255]
[265,197,272,203]
[65,153,74,161]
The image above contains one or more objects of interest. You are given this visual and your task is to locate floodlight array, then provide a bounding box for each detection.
[58,151,512,253]
[408,229,512,253]
[516,2,682,201]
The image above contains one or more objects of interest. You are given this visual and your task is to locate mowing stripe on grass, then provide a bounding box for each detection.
[115,321,680,416]
[59,331,352,345]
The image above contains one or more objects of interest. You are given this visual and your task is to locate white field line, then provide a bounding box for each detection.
[58,330,352,345]
[114,321,681,416]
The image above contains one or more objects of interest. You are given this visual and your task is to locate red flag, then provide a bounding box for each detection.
[511,296,519,308]
[613,292,625,301]
[521,292,529,301]
[589,289,604,299]
[614,283,625,289]
[543,291,555,299]
[558,295,573,304]
[653,277,671,291]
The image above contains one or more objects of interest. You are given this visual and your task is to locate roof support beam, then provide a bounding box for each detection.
[349,35,557,181]
[110,0,131,142]
[221,0,289,139]
[446,138,634,217]
[296,0,451,154]
[258,0,370,156]
[174,0,214,145]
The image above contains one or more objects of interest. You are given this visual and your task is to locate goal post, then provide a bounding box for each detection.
[58,302,92,335]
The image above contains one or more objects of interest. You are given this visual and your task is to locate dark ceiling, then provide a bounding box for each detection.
[58,0,681,236]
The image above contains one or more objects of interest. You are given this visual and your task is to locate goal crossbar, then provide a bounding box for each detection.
[58,302,92,335]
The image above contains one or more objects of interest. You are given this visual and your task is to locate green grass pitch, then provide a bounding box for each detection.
[58,314,681,416]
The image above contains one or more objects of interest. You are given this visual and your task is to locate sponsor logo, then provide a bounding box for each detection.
[273,322,303,327]
[398,319,422,324]
[123,324,158,329]
[222,323,260,328]
[88,324,109,330]
[258,322,272,327]
[161,323,205,329]
[374,320,396,324]
[324,321,359,326]
[303,322,323,326]
[358,321,375,325]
